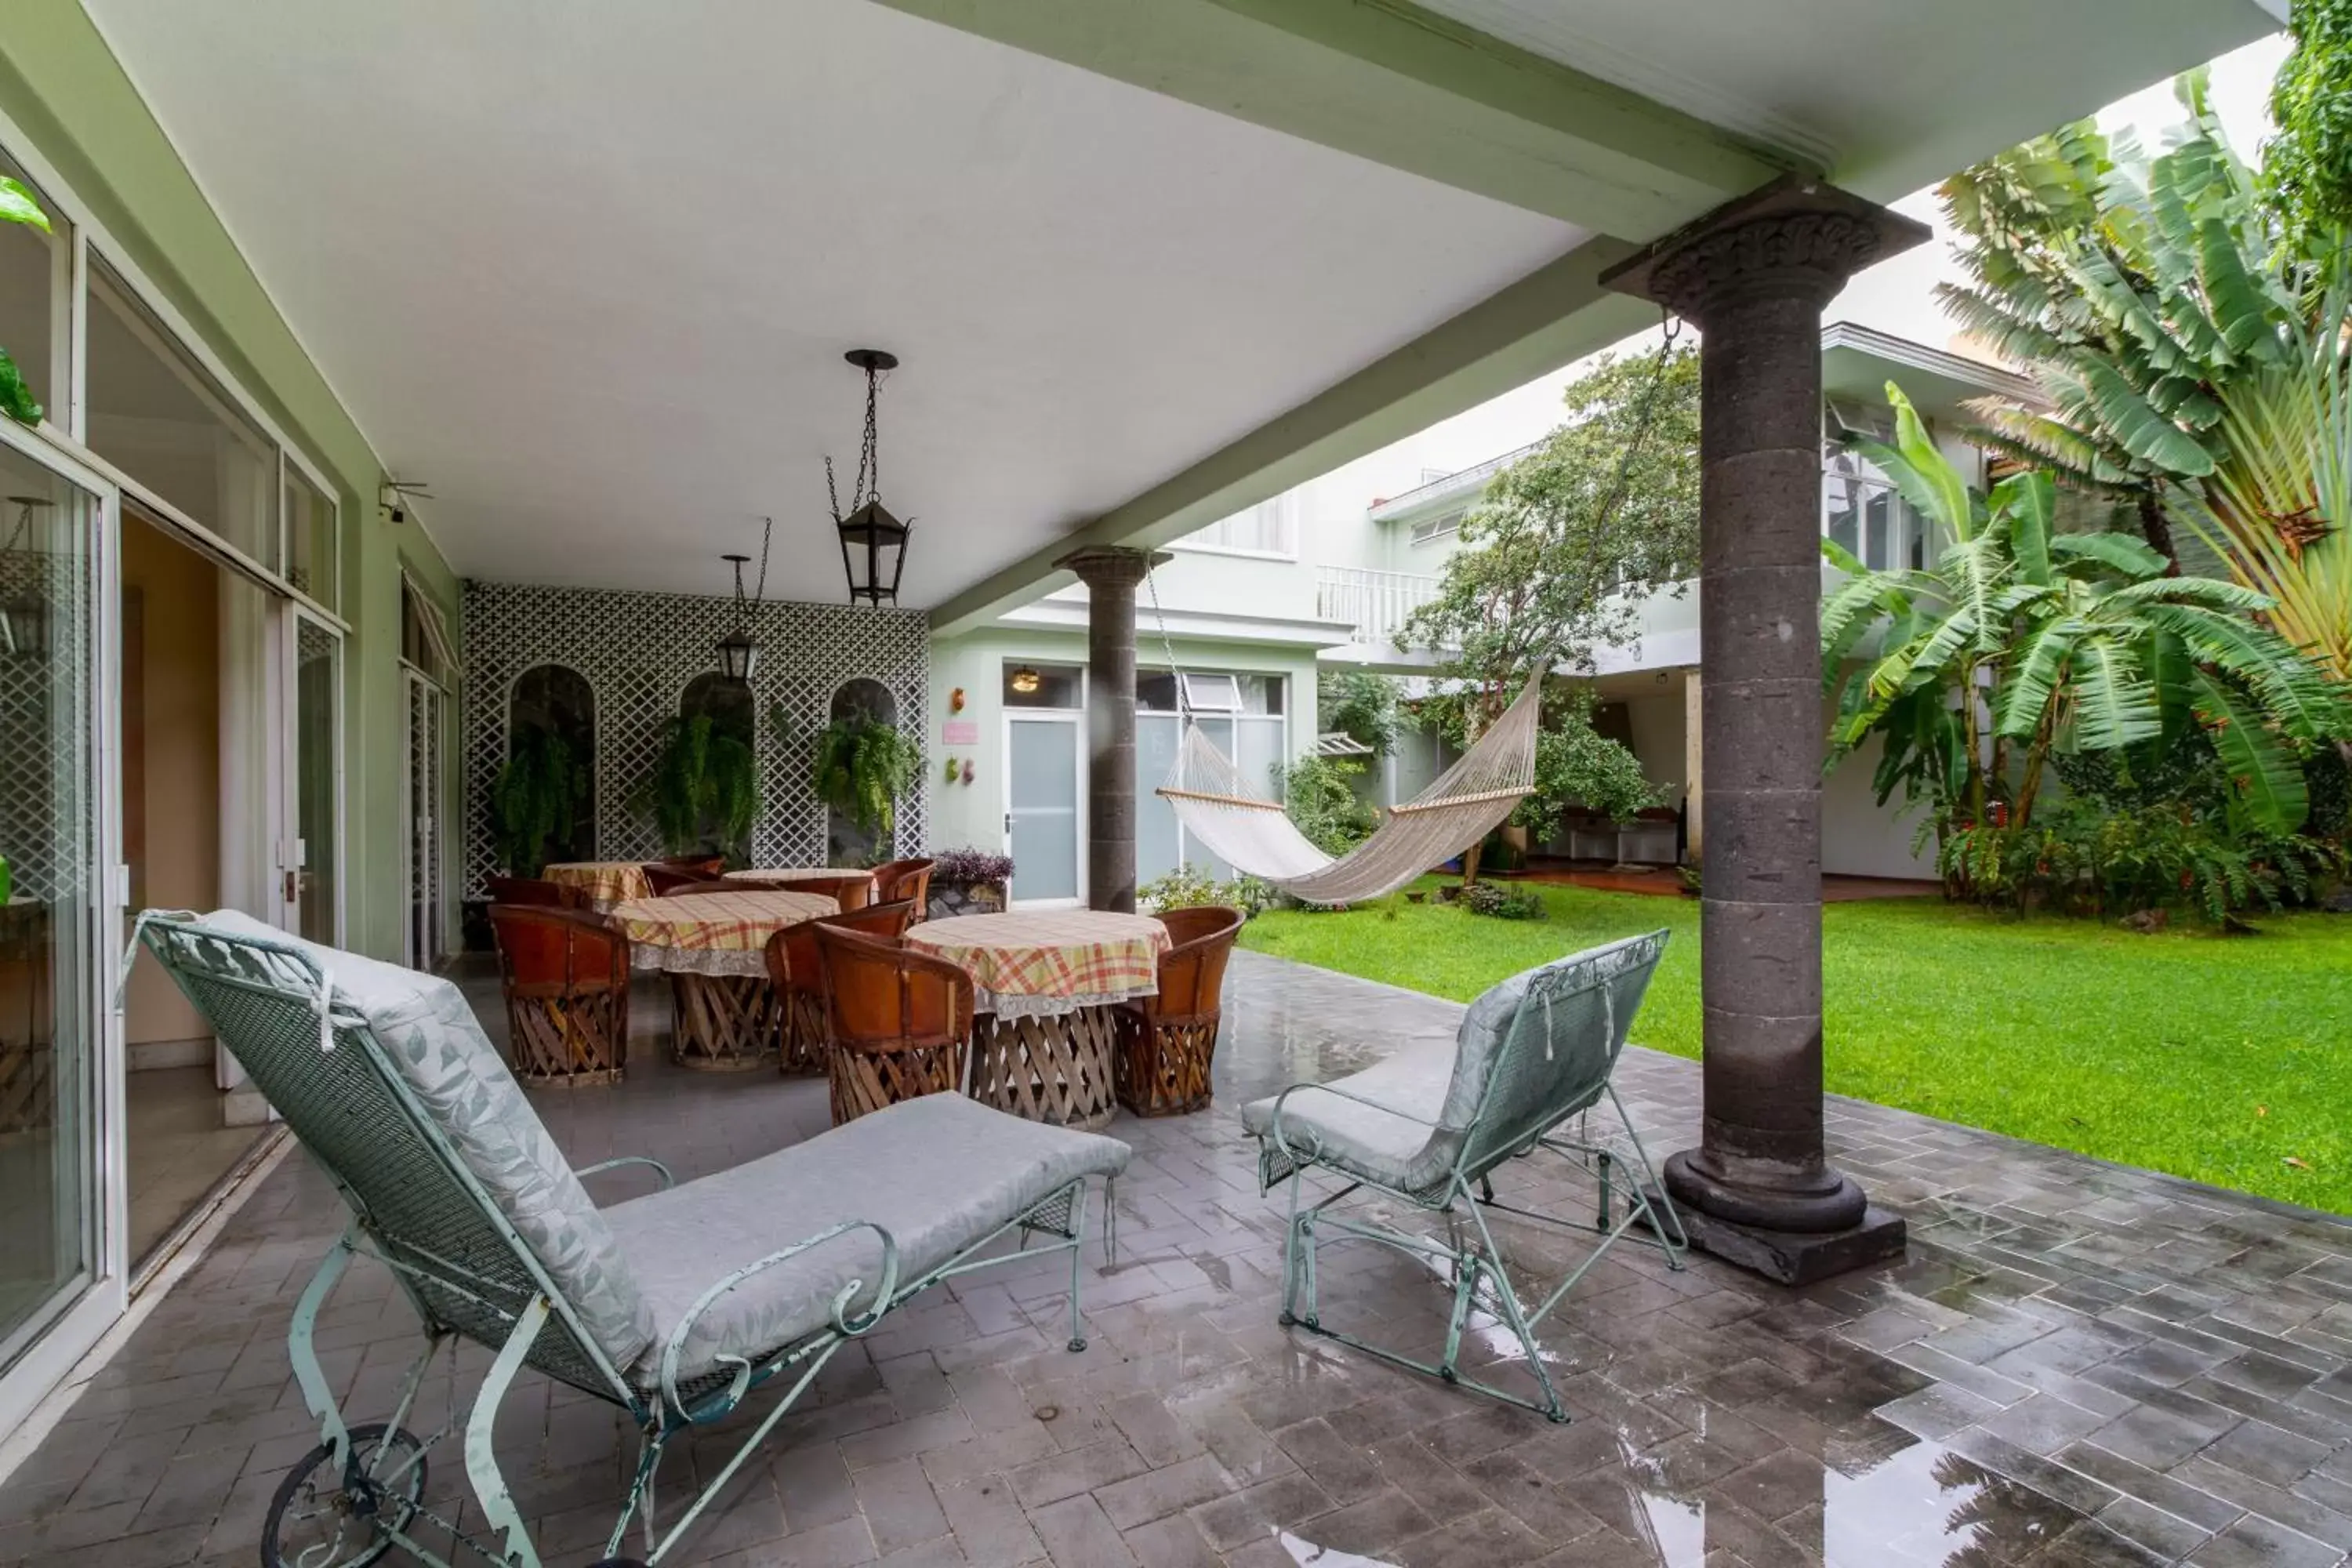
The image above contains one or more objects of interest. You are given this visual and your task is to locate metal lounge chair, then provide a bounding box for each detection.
[1241,929,1684,1423]
[132,910,1130,1568]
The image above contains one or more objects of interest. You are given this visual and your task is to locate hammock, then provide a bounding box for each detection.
[1159,677,1542,905]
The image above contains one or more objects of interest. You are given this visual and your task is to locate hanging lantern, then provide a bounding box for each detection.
[827,348,911,607]
[713,520,774,683]
[1009,666,1040,695]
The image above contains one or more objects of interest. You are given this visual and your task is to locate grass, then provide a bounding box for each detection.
[1237,877,2352,1215]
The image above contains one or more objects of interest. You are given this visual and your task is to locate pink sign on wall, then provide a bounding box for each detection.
[942,720,979,745]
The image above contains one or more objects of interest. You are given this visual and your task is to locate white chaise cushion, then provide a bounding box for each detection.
[601,1093,1131,1387]
[191,911,659,1370]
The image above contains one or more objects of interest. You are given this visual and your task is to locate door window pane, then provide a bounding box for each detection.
[1007,719,1079,902]
[1138,714,1181,885]
[0,448,97,1364]
[0,151,70,424]
[295,619,339,945]
[86,260,278,565]
[285,466,336,608]
[1185,718,1235,880]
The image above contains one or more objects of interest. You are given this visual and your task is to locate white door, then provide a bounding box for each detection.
[281,610,342,947]
[1004,713,1083,908]
[404,673,445,970]
[0,423,128,1436]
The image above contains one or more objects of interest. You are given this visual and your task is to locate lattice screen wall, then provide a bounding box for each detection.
[0,547,87,902]
[461,581,929,901]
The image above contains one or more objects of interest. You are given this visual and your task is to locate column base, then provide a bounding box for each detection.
[1661,1196,1906,1287]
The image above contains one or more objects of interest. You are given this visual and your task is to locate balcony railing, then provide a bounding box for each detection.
[1316,565,1443,645]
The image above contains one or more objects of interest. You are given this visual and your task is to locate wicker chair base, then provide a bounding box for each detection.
[971,1007,1118,1131]
[667,973,777,1071]
[829,1042,967,1125]
[1114,1014,1217,1118]
[780,990,829,1076]
[506,993,626,1087]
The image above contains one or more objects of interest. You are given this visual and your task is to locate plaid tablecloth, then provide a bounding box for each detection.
[611,890,837,977]
[544,861,652,909]
[907,911,1167,1018]
[724,867,877,886]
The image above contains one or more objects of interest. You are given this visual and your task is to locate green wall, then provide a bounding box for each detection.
[0,0,458,960]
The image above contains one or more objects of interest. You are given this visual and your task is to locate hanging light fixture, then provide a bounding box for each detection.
[1009,666,1041,695]
[0,495,53,660]
[827,348,911,607]
[713,517,773,683]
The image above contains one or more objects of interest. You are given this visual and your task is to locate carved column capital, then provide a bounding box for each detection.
[1600,174,1928,323]
[1054,546,1171,591]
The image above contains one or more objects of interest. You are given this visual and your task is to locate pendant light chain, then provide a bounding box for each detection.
[826,360,887,521]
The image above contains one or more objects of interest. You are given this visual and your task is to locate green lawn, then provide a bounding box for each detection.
[1237,879,2352,1215]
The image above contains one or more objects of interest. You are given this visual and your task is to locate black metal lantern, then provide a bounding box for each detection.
[713,521,772,684]
[828,348,911,607]
[0,496,51,659]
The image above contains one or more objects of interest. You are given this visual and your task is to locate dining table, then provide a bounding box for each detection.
[608,888,836,1069]
[906,909,1168,1131]
[543,859,653,911]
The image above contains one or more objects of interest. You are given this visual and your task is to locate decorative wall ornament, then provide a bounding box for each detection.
[461,580,928,902]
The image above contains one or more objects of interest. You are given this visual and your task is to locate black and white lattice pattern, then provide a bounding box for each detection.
[0,545,89,903]
[460,581,929,901]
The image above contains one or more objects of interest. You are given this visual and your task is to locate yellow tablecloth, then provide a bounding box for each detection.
[724,867,876,886]
[610,890,836,976]
[907,911,1167,1018]
[543,861,652,908]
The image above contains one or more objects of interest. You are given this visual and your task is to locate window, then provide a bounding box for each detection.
[1180,672,1239,712]
[1409,510,1461,546]
[86,258,279,564]
[1183,492,1297,556]
[1004,661,1083,709]
[1136,670,1288,884]
[401,574,459,686]
[0,150,70,423]
[1824,452,1937,572]
[285,463,338,609]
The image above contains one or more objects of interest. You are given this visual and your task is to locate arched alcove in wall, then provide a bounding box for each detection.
[681,672,757,742]
[509,664,597,862]
[827,677,898,866]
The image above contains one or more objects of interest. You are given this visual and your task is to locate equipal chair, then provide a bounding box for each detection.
[815,924,974,1126]
[486,875,582,909]
[869,858,935,920]
[763,900,919,1074]
[642,862,717,896]
[131,910,1128,1568]
[1115,905,1243,1117]
[1243,930,1684,1424]
[489,905,631,1084]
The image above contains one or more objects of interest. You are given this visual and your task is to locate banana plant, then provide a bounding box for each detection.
[1824,385,2347,842]
[0,176,53,424]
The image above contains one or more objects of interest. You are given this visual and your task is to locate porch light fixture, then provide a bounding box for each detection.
[0,495,53,660]
[827,348,911,607]
[1009,666,1040,695]
[713,518,773,684]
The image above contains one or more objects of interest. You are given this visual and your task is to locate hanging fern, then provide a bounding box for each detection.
[492,724,588,877]
[811,717,924,840]
[635,713,760,862]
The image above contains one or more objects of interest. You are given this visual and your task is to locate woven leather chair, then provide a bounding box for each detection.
[1116,906,1243,1117]
[762,899,919,1075]
[733,872,872,911]
[485,875,581,909]
[488,905,630,1085]
[643,862,717,896]
[815,923,973,1126]
[666,880,744,897]
[870,858,936,921]
[657,853,728,872]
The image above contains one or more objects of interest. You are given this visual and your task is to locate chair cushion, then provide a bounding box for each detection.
[1240,1039,1464,1198]
[601,1094,1131,1386]
[193,911,657,1370]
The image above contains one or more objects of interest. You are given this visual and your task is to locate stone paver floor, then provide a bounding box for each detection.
[7,949,2352,1566]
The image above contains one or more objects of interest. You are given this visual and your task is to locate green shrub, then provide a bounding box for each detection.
[1940,800,2341,923]
[1138,866,1276,917]
[1460,880,1544,920]
[1276,753,1380,856]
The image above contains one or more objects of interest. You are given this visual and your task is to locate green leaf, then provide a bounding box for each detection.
[1878,383,1974,542]
[2195,216,2285,365]
[0,177,49,233]
[2191,668,2307,835]
[1998,616,2082,738]
[0,350,42,426]
[1991,470,2055,585]
[2071,359,2215,476]
[2066,633,2161,751]
[2049,532,2169,579]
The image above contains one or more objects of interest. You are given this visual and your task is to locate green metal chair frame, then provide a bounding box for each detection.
[133,914,1104,1568]
[1255,929,1686,1423]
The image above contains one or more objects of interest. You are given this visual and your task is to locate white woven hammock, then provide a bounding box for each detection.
[1159,677,1542,905]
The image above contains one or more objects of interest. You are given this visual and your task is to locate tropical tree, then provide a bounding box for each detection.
[1316,669,1404,757]
[1823,386,2345,853]
[2265,0,2352,260]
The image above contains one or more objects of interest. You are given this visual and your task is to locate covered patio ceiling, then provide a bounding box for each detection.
[79,0,2274,619]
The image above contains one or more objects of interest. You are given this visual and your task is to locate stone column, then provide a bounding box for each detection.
[1055,546,1170,913]
[1602,177,1926,1284]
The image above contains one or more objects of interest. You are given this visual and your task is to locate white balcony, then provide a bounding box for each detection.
[1316,565,1443,646]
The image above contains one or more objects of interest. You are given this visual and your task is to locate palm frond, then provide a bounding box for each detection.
[2190,667,2308,835]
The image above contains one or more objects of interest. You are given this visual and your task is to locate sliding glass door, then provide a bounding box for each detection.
[0,424,122,1417]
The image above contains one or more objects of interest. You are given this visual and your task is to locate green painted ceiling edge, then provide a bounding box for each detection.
[869,0,1804,232]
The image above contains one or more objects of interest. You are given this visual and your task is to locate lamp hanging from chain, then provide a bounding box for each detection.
[0,495,53,660]
[827,348,910,607]
[714,517,773,683]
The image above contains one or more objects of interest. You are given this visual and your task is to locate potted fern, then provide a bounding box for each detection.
[636,713,760,866]
[812,716,923,864]
[492,724,590,877]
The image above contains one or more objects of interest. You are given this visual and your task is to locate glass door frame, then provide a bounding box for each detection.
[1001,709,1087,910]
[0,418,129,1437]
[402,668,448,971]
[281,608,344,946]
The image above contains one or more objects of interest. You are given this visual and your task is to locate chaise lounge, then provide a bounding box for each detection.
[134,910,1130,1568]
